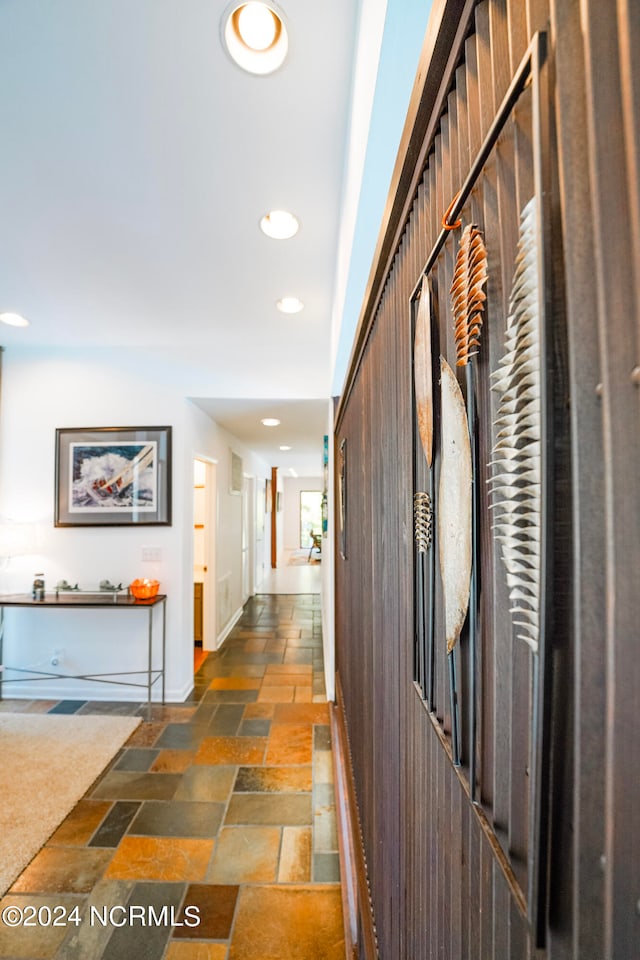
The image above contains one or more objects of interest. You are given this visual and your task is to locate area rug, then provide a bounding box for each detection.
[288,549,321,565]
[0,712,141,895]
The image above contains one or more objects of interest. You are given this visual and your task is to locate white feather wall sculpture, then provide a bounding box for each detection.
[488,198,542,653]
[438,358,473,655]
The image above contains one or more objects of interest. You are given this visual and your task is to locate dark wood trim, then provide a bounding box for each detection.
[332,675,378,960]
[270,466,278,568]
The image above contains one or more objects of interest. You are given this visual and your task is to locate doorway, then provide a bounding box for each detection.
[193,458,217,669]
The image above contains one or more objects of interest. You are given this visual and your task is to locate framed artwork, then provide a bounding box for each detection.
[230,450,243,494]
[55,426,172,527]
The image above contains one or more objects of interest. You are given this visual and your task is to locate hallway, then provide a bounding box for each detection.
[0,593,344,959]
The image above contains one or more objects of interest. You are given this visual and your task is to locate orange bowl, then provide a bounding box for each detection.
[129,578,160,600]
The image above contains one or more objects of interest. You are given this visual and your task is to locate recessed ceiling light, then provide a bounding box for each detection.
[260,209,299,240]
[0,312,30,327]
[276,297,304,314]
[261,417,281,427]
[221,2,289,75]
[279,445,291,451]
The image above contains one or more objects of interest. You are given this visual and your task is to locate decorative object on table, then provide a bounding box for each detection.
[488,198,541,653]
[54,426,172,527]
[451,222,488,799]
[31,573,45,601]
[99,579,123,591]
[129,578,160,600]
[412,281,436,705]
[55,580,79,591]
[438,358,472,766]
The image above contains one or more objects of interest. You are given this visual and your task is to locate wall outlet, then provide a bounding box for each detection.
[142,546,162,562]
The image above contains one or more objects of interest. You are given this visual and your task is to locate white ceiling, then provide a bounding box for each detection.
[0,0,387,474]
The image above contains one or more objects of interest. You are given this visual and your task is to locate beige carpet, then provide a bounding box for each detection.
[0,712,141,895]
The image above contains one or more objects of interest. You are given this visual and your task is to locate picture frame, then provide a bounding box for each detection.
[230,450,243,495]
[55,426,172,527]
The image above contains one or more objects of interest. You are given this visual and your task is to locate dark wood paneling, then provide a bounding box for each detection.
[333,0,638,957]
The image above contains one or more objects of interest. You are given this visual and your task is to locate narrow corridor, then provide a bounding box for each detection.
[0,593,345,959]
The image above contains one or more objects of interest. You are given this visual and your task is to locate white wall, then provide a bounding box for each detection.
[0,345,269,702]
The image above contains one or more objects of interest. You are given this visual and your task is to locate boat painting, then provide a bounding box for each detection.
[69,441,157,512]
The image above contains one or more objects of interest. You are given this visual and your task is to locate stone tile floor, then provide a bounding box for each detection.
[0,593,345,960]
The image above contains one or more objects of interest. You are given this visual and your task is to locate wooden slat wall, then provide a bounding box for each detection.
[334,0,640,957]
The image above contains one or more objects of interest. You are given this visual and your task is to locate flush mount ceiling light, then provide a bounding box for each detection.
[261,417,281,427]
[0,312,29,327]
[221,2,289,75]
[260,209,299,240]
[276,296,304,314]
[279,445,291,451]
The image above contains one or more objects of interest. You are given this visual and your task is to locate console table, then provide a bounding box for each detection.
[0,593,166,719]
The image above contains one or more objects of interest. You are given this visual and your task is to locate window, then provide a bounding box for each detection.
[300,491,322,548]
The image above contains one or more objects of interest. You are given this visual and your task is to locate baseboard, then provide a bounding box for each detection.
[331,674,378,960]
[215,605,243,649]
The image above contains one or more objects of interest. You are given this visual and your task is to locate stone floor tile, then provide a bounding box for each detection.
[90,771,182,801]
[135,705,197,723]
[262,673,311,686]
[105,837,213,882]
[89,801,141,848]
[224,793,311,826]
[194,737,266,766]
[150,749,196,773]
[202,690,259,704]
[243,702,274,719]
[228,885,344,960]
[313,853,341,883]
[173,884,239,940]
[153,723,212,750]
[125,721,166,747]
[274,703,330,724]
[47,700,87,715]
[77,701,140,717]
[278,827,312,882]
[10,847,113,895]
[206,826,280,883]
[129,800,224,838]
[283,649,314,665]
[265,723,313,765]
[314,725,332,750]
[113,747,160,772]
[313,804,338,853]
[294,686,313,702]
[234,765,312,794]
[207,704,245,736]
[49,799,112,846]
[257,685,295,703]
[0,893,85,958]
[99,881,185,960]
[313,750,334,785]
[174,766,236,803]
[208,677,261,691]
[52,878,134,960]
[165,943,228,960]
[237,717,271,738]
[265,664,313,676]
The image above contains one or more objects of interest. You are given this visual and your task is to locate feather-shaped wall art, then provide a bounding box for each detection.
[451,225,488,368]
[450,223,487,793]
[438,357,472,763]
[414,283,434,467]
[438,358,472,651]
[488,198,541,653]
